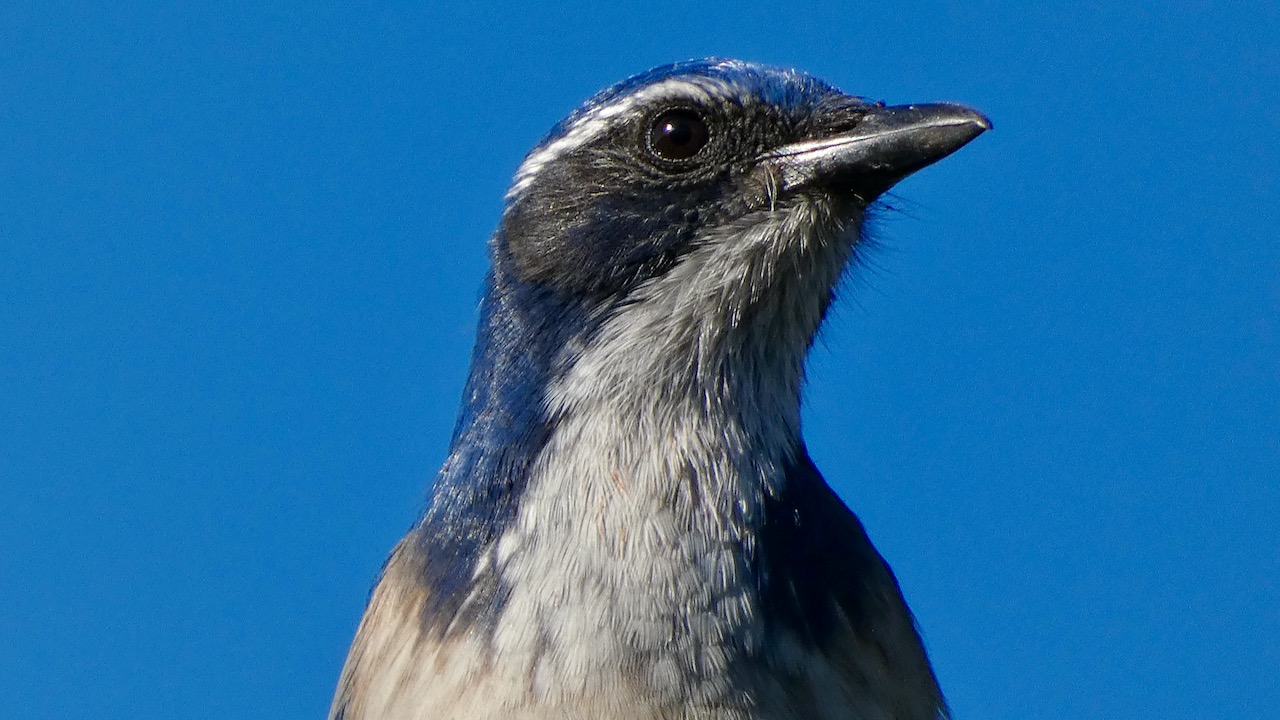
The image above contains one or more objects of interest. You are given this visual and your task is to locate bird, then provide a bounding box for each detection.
[329,58,988,720]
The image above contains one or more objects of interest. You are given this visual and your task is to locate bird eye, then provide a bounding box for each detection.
[648,109,710,162]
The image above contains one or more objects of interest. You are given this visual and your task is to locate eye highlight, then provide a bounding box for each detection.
[647,109,710,162]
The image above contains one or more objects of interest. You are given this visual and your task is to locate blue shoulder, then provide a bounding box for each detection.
[760,451,949,720]
[758,448,913,644]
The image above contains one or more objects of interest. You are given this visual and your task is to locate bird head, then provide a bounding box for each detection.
[496,58,988,313]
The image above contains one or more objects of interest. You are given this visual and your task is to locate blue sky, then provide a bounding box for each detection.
[2,1,1276,718]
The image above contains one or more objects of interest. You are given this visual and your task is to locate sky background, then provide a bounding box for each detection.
[3,1,1277,718]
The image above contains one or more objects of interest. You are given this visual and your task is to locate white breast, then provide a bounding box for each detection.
[331,201,860,720]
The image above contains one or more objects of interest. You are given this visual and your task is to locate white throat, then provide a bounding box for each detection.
[483,201,853,711]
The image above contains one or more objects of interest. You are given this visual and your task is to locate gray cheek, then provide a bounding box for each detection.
[503,208,700,296]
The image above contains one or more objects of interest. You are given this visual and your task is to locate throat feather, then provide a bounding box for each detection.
[481,210,851,702]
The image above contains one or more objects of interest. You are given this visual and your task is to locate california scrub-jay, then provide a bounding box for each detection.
[330,58,988,720]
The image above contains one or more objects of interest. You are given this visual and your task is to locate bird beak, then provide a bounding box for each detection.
[765,103,990,197]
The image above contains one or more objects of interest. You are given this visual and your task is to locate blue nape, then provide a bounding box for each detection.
[411,249,598,631]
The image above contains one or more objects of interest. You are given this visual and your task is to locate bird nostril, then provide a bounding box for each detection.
[822,113,866,136]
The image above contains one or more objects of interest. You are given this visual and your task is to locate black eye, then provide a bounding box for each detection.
[648,109,710,162]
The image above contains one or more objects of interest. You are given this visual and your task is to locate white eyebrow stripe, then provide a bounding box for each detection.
[505,76,745,202]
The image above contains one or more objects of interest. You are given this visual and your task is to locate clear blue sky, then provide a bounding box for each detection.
[2,1,1276,718]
